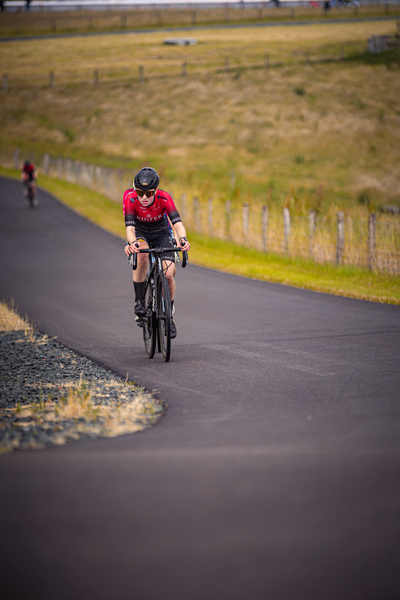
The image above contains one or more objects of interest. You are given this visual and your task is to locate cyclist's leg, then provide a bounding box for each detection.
[132,237,149,283]
[163,260,176,302]
[162,257,177,338]
[153,229,176,301]
[131,231,150,316]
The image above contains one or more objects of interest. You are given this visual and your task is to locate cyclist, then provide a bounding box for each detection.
[123,167,190,339]
[21,160,37,205]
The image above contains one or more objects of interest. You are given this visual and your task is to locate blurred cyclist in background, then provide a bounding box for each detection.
[21,160,38,207]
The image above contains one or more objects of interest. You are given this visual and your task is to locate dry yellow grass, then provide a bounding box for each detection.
[0,20,399,211]
[0,301,164,452]
[0,300,31,333]
[1,20,396,77]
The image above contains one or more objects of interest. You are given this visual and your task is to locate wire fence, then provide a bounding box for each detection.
[1,5,400,37]
[2,34,399,93]
[3,149,399,274]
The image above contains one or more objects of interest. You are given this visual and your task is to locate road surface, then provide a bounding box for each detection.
[1,176,400,599]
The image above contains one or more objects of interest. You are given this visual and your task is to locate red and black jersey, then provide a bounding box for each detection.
[123,189,181,233]
[22,163,35,181]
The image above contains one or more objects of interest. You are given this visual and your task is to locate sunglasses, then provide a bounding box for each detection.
[136,189,156,198]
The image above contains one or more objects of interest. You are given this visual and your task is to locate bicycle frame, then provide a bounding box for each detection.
[129,246,188,361]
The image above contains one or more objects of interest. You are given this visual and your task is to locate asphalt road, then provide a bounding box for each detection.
[1,176,400,599]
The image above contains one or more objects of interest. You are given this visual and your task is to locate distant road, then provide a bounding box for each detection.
[1,15,399,42]
[1,176,400,599]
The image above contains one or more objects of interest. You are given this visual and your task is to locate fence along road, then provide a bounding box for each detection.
[8,150,399,273]
[1,176,400,599]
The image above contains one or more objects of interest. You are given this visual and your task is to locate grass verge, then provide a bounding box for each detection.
[0,300,163,453]
[1,165,399,304]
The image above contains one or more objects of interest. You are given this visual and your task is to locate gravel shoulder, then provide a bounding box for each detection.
[0,301,164,453]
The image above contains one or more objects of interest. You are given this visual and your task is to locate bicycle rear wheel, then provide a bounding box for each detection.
[157,273,171,362]
[28,186,34,208]
[143,279,156,359]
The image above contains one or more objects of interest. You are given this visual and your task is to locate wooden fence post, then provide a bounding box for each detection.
[66,158,72,182]
[74,160,80,184]
[242,203,250,241]
[225,201,231,240]
[14,149,19,170]
[368,213,377,271]
[139,65,144,83]
[95,166,102,189]
[194,197,200,232]
[93,69,99,85]
[208,198,213,237]
[309,210,316,258]
[182,61,187,77]
[262,205,269,251]
[88,164,94,188]
[336,211,345,265]
[43,153,50,175]
[180,194,187,221]
[225,58,230,74]
[3,74,8,93]
[283,207,290,255]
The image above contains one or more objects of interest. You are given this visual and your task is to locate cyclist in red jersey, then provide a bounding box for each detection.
[123,167,190,339]
[21,160,36,183]
[21,160,37,206]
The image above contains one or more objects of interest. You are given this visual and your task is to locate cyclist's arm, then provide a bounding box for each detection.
[163,192,190,251]
[174,222,190,252]
[125,225,140,256]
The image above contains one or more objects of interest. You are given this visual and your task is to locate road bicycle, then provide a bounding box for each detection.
[23,180,38,208]
[129,246,188,362]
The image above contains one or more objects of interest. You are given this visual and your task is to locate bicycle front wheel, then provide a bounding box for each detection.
[157,274,171,362]
[143,279,156,359]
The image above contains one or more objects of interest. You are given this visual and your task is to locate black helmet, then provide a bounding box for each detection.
[134,167,160,191]
[24,160,30,167]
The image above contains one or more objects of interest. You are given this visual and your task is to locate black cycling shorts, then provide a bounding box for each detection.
[135,227,175,263]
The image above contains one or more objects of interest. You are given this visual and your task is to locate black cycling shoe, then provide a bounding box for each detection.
[170,318,177,339]
[134,300,147,318]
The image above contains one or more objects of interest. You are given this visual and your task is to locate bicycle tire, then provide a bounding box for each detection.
[28,186,34,208]
[143,278,156,359]
[157,273,171,362]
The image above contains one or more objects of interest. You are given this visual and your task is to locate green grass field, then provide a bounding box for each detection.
[2,166,399,304]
